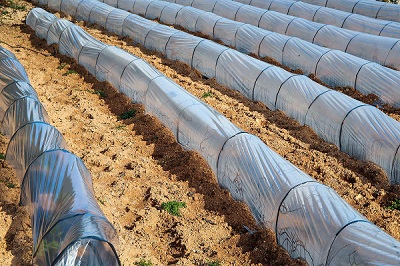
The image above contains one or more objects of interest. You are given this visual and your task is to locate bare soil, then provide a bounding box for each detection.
[0,1,399,265]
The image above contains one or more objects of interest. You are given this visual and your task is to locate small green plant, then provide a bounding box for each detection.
[62,69,77,76]
[115,125,126,130]
[0,153,5,159]
[388,198,400,211]
[207,261,221,266]
[98,199,105,205]
[161,201,186,216]
[201,91,213,98]
[93,89,106,98]
[1,0,26,10]
[135,259,153,266]
[57,62,67,70]
[119,109,136,119]
[5,180,16,188]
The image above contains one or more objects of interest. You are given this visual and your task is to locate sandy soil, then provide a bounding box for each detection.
[0,1,399,265]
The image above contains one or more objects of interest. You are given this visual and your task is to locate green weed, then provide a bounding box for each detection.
[93,90,106,98]
[388,198,400,211]
[135,259,153,266]
[1,0,26,10]
[62,69,77,76]
[201,91,213,98]
[119,109,136,120]
[5,180,16,188]
[161,201,186,216]
[57,62,67,70]
[207,261,221,266]
[0,153,5,159]
[115,125,126,130]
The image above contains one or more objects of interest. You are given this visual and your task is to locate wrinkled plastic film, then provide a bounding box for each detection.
[327,221,400,265]
[217,133,313,228]
[28,9,400,264]
[1,97,50,137]
[178,0,400,70]
[177,103,243,172]
[145,76,200,137]
[277,182,366,266]
[144,24,180,54]
[191,40,228,78]
[21,150,118,264]
[233,0,400,40]
[0,81,38,121]
[216,49,271,99]
[305,90,364,146]
[341,106,400,184]
[0,39,120,264]
[276,75,330,125]
[6,122,68,183]
[298,0,400,23]
[54,238,120,266]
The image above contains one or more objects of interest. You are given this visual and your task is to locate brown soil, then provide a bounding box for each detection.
[0,1,399,265]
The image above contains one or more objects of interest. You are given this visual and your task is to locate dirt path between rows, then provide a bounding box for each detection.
[0,1,399,265]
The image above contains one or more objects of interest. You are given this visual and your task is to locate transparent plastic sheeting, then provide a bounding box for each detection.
[294,0,400,23]
[232,0,400,39]
[153,0,400,70]
[27,8,400,264]
[96,0,400,110]
[0,44,120,265]
[38,0,400,184]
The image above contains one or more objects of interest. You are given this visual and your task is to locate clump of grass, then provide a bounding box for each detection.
[2,177,16,188]
[201,91,213,98]
[115,125,126,130]
[5,180,16,188]
[388,198,400,211]
[206,260,221,266]
[119,109,136,120]
[57,62,67,70]
[93,89,106,98]
[135,259,153,266]
[0,153,5,159]
[62,69,78,76]
[1,0,26,10]
[161,201,186,216]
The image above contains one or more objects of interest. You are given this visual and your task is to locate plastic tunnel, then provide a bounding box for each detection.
[0,43,120,264]
[232,0,400,39]
[27,8,400,265]
[96,0,400,110]
[295,0,400,23]
[153,0,400,70]
[37,0,400,185]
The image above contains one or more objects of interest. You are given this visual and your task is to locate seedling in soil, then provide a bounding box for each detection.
[1,0,26,10]
[202,91,213,98]
[161,201,186,216]
[93,89,106,98]
[119,109,136,120]
[0,153,5,159]
[115,125,126,130]
[62,69,78,76]
[207,260,221,266]
[135,259,153,266]
[388,198,400,211]
[57,62,67,70]
[5,180,16,188]
[2,177,16,188]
